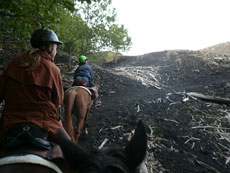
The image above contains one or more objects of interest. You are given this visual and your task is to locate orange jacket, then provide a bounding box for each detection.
[0,51,64,140]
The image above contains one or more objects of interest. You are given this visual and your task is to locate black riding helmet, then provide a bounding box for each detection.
[30,28,63,48]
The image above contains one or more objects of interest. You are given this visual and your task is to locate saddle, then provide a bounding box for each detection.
[75,80,87,87]
[74,80,98,100]
[0,123,64,161]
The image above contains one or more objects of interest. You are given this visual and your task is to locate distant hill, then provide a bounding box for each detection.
[200,42,230,55]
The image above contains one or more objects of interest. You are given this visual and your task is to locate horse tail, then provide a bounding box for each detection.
[63,91,75,141]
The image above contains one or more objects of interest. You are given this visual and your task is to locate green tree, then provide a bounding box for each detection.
[0,0,132,62]
[57,11,91,68]
[108,24,132,53]
[75,0,116,55]
[75,0,131,55]
[0,0,98,48]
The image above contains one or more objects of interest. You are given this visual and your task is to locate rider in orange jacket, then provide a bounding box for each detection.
[0,28,71,146]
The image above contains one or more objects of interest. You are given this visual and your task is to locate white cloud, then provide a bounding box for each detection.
[112,0,230,55]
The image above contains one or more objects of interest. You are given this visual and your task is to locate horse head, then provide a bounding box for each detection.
[58,120,148,173]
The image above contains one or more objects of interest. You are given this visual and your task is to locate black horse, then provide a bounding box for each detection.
[58,120,148,173]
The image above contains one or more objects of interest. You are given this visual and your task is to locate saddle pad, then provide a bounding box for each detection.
[65,86,92,95]
[0,154,62,173]
[0,144,64,161]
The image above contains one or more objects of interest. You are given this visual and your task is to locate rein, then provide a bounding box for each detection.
[64,86,92,96]
[0,154,62,173]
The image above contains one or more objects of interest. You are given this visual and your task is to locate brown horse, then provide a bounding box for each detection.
[0,120,148,173]
[63,86,93,143]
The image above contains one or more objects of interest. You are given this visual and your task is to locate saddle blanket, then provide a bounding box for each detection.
[0,154,62,173]
[65,86,92,95]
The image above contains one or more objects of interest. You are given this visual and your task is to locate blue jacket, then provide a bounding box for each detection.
[73,63,95,87]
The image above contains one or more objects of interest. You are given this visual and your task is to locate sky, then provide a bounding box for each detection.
[112,0,230,56]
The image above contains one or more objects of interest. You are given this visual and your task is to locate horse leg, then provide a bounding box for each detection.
[75,117,84,143]
[74,95,87,143]
[83,101,93,135]
[65,109,74,141]
[83,111,89,135]
[64,93,75,141]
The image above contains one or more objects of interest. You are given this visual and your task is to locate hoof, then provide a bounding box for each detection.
[84,130,88,135]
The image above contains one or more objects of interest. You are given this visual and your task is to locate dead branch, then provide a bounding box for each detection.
[111,125,122,130]
[163,118,179,124]
[112,66,164,89]
[194,159,221,173]
[98,138,109,149]
[192,125,230,130]
[184,137,200,144]
[187,92,230,105]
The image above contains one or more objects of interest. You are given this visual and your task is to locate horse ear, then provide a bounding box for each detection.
[124,120,147,169]
[57,130,90,168]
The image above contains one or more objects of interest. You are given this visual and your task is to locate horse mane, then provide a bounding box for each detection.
[77,145,131,173]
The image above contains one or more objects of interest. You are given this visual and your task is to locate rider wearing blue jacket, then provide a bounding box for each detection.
[73,55,95,87]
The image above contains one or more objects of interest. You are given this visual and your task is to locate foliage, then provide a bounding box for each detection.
[75,0,115,54]
[0,0,74,48]
[0,0,132,61]
[0,0,99,48]
[73,0,132,55]
[88,51,122,64]
[108,24,132,52]
[56,11,87,68]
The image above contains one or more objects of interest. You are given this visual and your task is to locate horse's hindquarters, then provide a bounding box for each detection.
[64,87,93,144]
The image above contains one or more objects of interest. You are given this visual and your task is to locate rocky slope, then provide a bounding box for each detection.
[77,48,230,173]
[1,43,230,172]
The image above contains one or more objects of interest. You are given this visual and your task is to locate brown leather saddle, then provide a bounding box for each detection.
[0,123,64,161]
[75,80,98,100]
